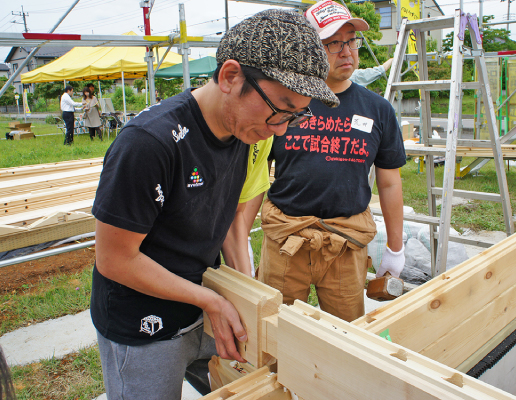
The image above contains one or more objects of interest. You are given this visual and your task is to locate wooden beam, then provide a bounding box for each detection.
[203,265,282,367]
[276,302,515,400]
[0,158,103,180]
[0,216,95,252]
[202,366,291,400]
[352,233,516,368]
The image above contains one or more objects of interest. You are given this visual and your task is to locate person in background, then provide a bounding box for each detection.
[60,86,82,145]
[0,347,15,400]
[86,83,96,97]
[221,137,273,277]
[91,9,338,399]
[350,57,393,87]
[82,87,103,141]
[259,0,406,323]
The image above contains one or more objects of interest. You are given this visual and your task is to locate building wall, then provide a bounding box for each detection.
[7,47,32,94]
[374,0,443,51]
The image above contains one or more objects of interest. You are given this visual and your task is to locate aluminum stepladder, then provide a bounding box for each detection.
[385,9,514,276]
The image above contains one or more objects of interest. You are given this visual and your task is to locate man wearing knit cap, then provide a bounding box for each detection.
[259,0,406,322]
[90,9,337,399]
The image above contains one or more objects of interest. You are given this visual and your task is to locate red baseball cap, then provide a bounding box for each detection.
[305,0,370,40]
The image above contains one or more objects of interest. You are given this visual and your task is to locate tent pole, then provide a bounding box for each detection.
[121,71,127,126]
[97,80,102,101]
[147,48,156,105]
[145,79,149,106]
[0,0,81,98]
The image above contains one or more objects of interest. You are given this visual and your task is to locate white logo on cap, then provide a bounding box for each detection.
[310,1,350,29]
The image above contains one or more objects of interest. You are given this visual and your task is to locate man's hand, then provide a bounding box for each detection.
[376,244,405,278]
[203,290,248,362]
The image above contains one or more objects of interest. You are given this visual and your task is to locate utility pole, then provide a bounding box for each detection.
[0,0,81,99]
[508,0,512,31]
[225,0,229,32]
[140,0,156,105]
[12,6,29,32]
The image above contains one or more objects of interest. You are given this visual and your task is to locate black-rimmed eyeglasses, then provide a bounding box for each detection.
[245,75,313,127]
[324,37,363,54]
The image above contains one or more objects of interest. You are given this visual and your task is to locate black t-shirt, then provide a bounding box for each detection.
[268,82,406,218]
[91,90,249,346]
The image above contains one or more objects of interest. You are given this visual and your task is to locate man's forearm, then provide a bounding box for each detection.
[221,205,253,276]
[377,168,404,252]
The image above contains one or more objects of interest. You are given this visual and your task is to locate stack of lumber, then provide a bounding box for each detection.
[0,158,103,252]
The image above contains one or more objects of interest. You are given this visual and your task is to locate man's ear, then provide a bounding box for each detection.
[218,60,243,94]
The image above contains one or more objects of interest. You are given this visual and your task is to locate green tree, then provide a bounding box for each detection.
[155,77,183,98]
[0,77,16,106]
[112,85,136,110]
[34,81,64,101]
[442,15,516,52]
[345,0,387,70]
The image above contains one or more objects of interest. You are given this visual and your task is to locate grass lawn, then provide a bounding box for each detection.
[0,119,114,169]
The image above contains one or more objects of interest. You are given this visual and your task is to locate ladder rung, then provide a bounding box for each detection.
[431,188,503,202]
[432,233,497,248]
[391,80,451,91]
[370,207,440,226]
[404,146,446,156]
[462,82,482,90]
[429,139,504,149]
[405,16,455,31]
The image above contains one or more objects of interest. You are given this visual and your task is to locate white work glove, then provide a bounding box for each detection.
[376,244,405,278]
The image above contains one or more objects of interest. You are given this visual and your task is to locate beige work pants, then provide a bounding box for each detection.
[258,231,371,322]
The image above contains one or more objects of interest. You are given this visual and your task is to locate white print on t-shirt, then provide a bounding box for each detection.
[172,124,189,142]
[135,101,162,118]
[351,115,374,133]
[140,315,163,336]
[155,184,165,207]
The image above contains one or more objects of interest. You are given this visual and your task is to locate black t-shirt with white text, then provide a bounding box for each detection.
[91,90,249,346]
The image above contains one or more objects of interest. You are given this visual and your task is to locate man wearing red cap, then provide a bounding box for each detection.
[258,0,406,322]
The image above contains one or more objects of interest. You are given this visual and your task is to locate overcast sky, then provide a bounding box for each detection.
[0,0,513,64]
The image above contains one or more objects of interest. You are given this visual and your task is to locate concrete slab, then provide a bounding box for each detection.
[0,309,97,366]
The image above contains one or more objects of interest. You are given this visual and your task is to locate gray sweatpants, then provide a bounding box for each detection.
[97,323,217,399]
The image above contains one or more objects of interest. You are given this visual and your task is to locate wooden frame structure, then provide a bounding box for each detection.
[0,159,102,252]
[201,233,516,399]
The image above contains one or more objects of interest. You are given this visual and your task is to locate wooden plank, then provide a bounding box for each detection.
[0,158,103,180]
[208,356,257,391]
[0,165,102,195]
[203,265,282,367]
[277,303,516,400]
[457,318,516,373]
[419,284,516,368]
[0,200,93,226]
[352,234,516,368]
[201,366,289,400]
[0,181,98,208]
[0,216,95,252]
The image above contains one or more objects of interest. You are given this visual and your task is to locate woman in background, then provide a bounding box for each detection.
[82,87,102,141]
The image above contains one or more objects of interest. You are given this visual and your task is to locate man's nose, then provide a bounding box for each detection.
[270,121,290,137]
[339,43,352,56]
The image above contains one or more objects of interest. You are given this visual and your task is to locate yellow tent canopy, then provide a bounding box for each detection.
[21,32,184,83]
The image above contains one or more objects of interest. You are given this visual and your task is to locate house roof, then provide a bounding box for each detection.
[351,0,444,16]
[0,63,9,71]
[5,45,73,63]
